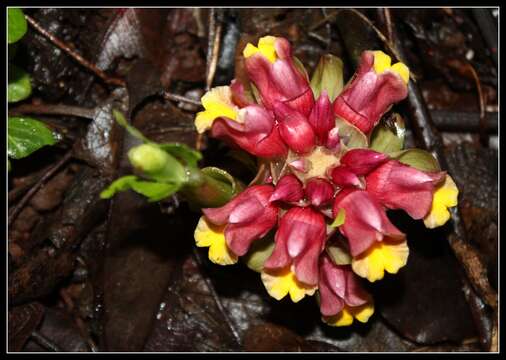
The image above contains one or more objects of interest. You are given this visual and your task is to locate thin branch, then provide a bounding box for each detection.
[25,14,125,87]
[9,103,96,120]
[464,62,488,147]
[308,10,339,31]
[30,331,63,352]
[8,150,73,228]
[163,92,202,107]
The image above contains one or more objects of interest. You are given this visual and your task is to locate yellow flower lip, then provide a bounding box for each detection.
[372,50,410,84]
[243,36,278,64]
[194,216,238,266]
[424,175,459,229]
[261,266,316,303]
[351,238,409,282]
[194,86,240,134]
[323,301,375,327]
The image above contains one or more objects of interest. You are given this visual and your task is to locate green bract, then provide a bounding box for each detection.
[310,54,344,102]
[8,117,57,159]
[391,148,441,172]
[369,114,405,154]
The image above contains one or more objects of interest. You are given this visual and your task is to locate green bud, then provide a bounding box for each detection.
[310,54,344,102]
[128,143,170,174]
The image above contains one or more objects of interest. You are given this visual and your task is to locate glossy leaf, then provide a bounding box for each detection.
[8,8,27,44]
[8,117,57,159]
[8,65,32,103]
[390,149,441,172]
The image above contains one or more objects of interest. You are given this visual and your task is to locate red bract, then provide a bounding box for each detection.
[319,254,370,316]
[273,101,316,154]
[305,178,334,207]
[264,207,326,285]
[332,189,405,256]
[365,160,446,219]
[245,38,314,116]
[211,105,287,159]
[203,185,278,256]
[270,174,304,203]
[308,92,335,145]
[333,51,408,134]
[340,149,389,175]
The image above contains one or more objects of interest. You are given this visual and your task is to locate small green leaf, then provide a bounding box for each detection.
[310,54,344,101]
[336,117,368,149]
[159,143,202,168]
[8,65,32,103]
[326,244,352,265]
[243,233,275,272]
[391,149,441,172]
[369,114,405,154]
[100,175,179,202]
[8,117,57,159]
[112,109,150,143]
[330,208,346,228]
[8,8,27,44]
[130,181,180,202]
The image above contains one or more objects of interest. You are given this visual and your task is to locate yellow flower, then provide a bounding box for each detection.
[372,50,410,84]
[194,216,238,265]
[261,266,317,303]
[351,239,409,282]
[243,36,278,63]
[194,86,240,134]
[323,301,375,327]
[424,175,459,229]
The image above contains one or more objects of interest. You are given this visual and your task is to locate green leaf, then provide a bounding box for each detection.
[159,143,202,168]
[8,117,57,159]
[8,65,32,103]
[100,175,180,202]
[369,114,405,154]
[8,8,27,44]
[243,233,275,272]
[326,244,352,265]
[391,149,441,172]
[310,54,344,101]
[336,117,368,149]
[112,109,150,143]
[330,208,346,228]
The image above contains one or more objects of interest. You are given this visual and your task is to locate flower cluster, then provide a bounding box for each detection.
[194,36,459,326]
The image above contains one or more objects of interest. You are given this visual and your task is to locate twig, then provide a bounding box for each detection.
[9,103,96,120]
[25,14,125,87]
[163,92,202,107]
[30,331,63,352]
[8,150,73,227]
[192,246,242,348]
[308,10,339,31]
[464,62,488,147]
[383,8,394,42]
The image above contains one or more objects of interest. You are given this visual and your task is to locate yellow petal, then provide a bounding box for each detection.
[194,86,239,134]
[194,216,238,265]
[391,62,410,84]
[424,175,459,229]
[373,50,392,75]
[243,36,277,63]
[261,267,316,303]
[323,300,375,327]
[351,239,409,282]
[351,301,375,323]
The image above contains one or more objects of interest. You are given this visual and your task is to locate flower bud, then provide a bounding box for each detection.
[128,143,170,174]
